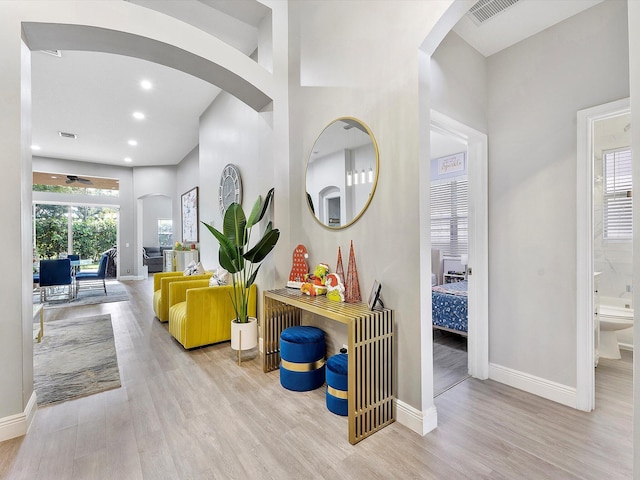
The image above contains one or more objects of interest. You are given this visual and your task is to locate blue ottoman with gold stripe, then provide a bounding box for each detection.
[279,326,326,392]
[326,352,348,416]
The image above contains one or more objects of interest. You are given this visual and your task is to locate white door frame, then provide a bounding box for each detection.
[576,97,630,411]
[431,110,489,379]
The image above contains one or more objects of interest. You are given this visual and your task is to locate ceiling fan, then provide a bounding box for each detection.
[66,175,93,185]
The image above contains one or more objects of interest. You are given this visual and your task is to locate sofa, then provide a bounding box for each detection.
[153,271,213,322]
[168,281,257,349]
[143,246,171,273]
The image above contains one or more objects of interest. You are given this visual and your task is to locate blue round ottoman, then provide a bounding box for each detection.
[326,352,348,416]
[280,326,326,392]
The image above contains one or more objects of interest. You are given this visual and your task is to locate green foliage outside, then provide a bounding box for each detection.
[34,204,117,261]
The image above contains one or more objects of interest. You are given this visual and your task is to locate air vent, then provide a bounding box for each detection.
[40,49,62,57]
[58,131,77,139]
[467,0,520,26]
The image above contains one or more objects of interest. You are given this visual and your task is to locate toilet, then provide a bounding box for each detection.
[599,305,633,359]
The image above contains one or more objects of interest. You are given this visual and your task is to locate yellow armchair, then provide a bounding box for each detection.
[152,271,213,322]
[168,283,257,349]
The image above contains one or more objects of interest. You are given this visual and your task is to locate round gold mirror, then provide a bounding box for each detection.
[305,117,379,229]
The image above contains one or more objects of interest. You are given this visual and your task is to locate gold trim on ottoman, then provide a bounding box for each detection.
[280,358,325,372]
[327,385,348,400]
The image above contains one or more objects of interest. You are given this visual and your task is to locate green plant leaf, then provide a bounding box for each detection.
[257,188,275,223]
[244,226,280,264]
[223,203,247,247]
[202,222,241,273]
[246,195,263,229]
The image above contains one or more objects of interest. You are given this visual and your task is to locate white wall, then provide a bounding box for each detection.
[175,146,200,245]
[431,31,488,134]
[198,91,274,274]
[142,196,172,247]
[486,0,629,387]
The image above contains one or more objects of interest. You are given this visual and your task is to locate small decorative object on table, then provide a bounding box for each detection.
[345,241,361,303]
[326,273,345,302]
[301,263,330,296]
[335,246,345,285]
[287,244,309,289]
[368,280,383,310]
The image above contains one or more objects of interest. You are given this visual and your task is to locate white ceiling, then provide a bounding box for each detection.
[30,0,605,171]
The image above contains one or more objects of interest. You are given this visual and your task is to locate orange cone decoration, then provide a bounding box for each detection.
[335,246,345,286]
[345,241,361,303]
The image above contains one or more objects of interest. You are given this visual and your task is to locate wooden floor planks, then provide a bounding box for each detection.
[0,276,633,479]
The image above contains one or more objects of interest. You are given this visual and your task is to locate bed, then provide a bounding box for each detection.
[432,280,468,336]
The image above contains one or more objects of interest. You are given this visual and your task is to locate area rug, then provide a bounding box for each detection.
[34,280,129,309]
[33,314,121,406]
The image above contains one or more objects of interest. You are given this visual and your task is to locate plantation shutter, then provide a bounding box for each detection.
[603,148,632,240]
[430,179,468,256]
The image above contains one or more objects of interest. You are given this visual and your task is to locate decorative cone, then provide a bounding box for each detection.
[345,241,361,303]
[335,246,345,286]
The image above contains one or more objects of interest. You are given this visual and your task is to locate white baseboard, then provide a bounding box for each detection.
[619,342,633,352]
[489,363,577,409]
[0,392,37,442]
[118,274,145,281]
[395,399,438,436]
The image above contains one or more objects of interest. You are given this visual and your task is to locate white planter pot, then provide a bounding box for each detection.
[231,317,258,351]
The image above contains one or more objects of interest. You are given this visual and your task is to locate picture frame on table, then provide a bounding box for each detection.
[368,280,383,310]
[181,186,199,243]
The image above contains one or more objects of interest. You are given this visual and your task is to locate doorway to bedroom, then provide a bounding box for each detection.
[430,127,470,396]
[429,111,488,397]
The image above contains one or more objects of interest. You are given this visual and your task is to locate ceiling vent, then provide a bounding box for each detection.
[58,131,77,139]
[40,49,62,57]
[467,0,521,26]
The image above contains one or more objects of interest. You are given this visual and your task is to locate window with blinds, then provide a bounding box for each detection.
[603,148,632,240]
[430,178,468,255]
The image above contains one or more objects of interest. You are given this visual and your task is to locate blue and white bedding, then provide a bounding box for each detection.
[432,280,468,334]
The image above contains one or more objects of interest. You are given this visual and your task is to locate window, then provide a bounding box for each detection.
[158,219,173,247]
[603,148,632,240]
[430,178,468,256]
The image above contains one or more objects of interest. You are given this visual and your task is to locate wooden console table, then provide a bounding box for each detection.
[263,288,394,444]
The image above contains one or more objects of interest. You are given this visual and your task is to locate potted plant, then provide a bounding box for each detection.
[202,188,280,353]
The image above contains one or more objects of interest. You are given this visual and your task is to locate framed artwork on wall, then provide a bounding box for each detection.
[181,186,199,243]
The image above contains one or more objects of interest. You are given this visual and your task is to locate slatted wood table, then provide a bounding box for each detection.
[263,288,394,444]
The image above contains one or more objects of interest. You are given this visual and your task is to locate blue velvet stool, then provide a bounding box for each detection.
[326,352,348,416]
[279,326,326,392]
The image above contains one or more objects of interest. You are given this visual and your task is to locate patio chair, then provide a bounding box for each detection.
[75,254,108,296]
[39,258,73,302]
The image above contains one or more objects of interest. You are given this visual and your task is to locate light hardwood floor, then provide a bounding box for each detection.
[433,330,469,397]
[0,277,633,479]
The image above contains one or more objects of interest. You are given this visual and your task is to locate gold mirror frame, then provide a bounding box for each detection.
[305,117,379,229]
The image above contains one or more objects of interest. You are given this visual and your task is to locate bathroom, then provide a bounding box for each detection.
[593,112,633,361]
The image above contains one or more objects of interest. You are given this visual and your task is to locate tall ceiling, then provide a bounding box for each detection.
[30,0,604,172]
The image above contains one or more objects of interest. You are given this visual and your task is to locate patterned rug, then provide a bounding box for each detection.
[33,314,121,406]
[34,280,129,309]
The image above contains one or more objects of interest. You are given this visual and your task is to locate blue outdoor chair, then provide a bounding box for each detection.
[75,254,108,296]
[39,258,73,302]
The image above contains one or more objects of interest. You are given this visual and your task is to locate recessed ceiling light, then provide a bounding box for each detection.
[132,112,145,120]
[58,131,77,139]
[50,176,57,179]
[128,139,138,146]
[31,145,41,151]
[140,80,152,90]
[124,157,133,163]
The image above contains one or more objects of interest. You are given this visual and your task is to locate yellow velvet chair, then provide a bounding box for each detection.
[168,282,257,349]
[152,271,213,322]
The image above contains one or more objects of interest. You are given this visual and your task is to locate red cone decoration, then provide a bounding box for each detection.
[345,241,361,303]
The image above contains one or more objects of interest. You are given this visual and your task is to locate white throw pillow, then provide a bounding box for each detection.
[183,261,198,276]
[196,262,205,275]
[209,268,228,286]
